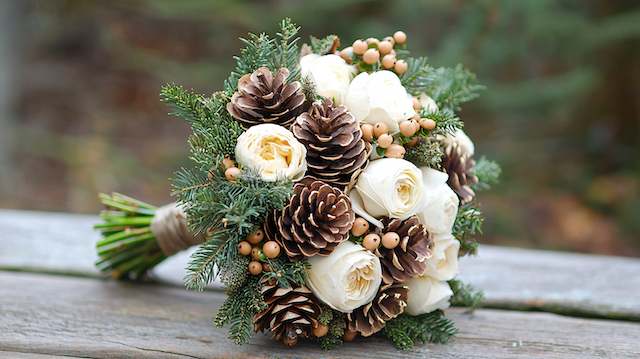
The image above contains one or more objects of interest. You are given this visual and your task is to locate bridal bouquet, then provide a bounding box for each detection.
[95,19,500,350]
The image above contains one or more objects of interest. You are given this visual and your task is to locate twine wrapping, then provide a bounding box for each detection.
[151,203,204,255]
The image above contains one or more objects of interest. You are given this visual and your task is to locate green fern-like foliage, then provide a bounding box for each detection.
[474,157,502,191]
[213,276,267,345]
[453,205,484,256]
[449,279,484,310]
[383,310,458,350]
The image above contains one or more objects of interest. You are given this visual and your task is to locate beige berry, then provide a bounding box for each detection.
[411,119,421,133]
[237,241,252,256]
[399,120,417,137]
[353,40,367,55]
[412,97,422,111]
[383,36,395,46]
[343,329,358,342]
[248,261,262,275]
[222,156,235,169]
[262,241,281,259]
[351,217,370,237]
[225,167,241,181]
[406,137,419,147]
[373,122,389,137]
[251,247,263,260]
[361,124,374,142]
[385,144,406,159]
[366,37,379,46]
[394,60,408,75]
[363,233,381,251]
[363,48,380,65]
[420,118,436,130]
[381,54,396,69]
[340,47,353,63]
[313,324,329,337]
[247,229,264,244]
[378,40,393,55]
[377,133,393,148]
[393,31,407,44]
[382,232,400,249]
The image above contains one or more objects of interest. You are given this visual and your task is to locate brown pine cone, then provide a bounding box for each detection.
[227,67,308,128]
[375,216,433,284]
[346,283,408,337]
[277,178,354,258]
[253,279,321,347]
[292,99,370,189]
[442,143,478,204]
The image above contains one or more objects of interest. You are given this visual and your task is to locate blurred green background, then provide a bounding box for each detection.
[1,0,638,256]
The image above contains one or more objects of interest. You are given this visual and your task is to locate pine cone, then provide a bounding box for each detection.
[292,99,370,189]
[253,279,321,347]
[277,178,354,258]
[442,143,478,204]
[227,67,308,128]
[375,216,433,284]
[346,283,408,337]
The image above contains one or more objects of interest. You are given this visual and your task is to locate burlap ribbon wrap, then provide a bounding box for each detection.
[150,203,204,255]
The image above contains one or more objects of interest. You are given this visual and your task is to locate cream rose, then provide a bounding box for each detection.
[423,233,460,281]
[417,167,459,235]
[235,123,307,182]
[442,129,475,157]
[345,70,415,134]
[300,54,354,105]
[306,241,382,313]
[350,158,424,228]
[405,276,453,315]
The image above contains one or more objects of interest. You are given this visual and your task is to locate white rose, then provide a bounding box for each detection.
[418,93,439,113]
[405,276,453,315]
[417,167,459,235]
[235,123,307,182]
[349,158,424,228]
[307,241,382,313]
[300,54,354,105]
[345,70,415,134]
[442,129,475,157]
[423,233,460,281]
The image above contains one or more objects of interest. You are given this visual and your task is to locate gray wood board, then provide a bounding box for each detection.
[1,271,639,359]
[1,209,640,319]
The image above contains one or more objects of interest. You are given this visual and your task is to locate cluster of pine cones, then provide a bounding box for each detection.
[226,65,473,346]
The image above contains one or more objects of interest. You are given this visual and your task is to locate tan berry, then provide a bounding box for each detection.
[225,167,241,181]
[394,60,408,75]
[313,324,329,337]
[385,144,406,159]
[411,119,421,132]
[361,123,374,142]
[222,156,235,169]
[353,40,367,55]
[363,233,381,251]
[363,48,380,65]
[378,40,393,55]
[382,232,400,249]
[420,118,436,130]
[383,36,395,46]
[351,217,370,237]
[393,31,407,44]
[247,229,264,244]
[262,241,281,259]
[373,122,389,137]
[406,137,419,147]
[248,261,262,275]
[251,247,263,261]
[237,241,252,256]
[399,120,417,137]
[381,54,396,69]
[377,133,393,148]
[343,329,358,342]
[340,47,353,63]
[412,97,422,111]
[366,37,379,46]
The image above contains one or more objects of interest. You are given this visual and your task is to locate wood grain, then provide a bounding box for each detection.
[1,271,639,359]
[2,209,640,319]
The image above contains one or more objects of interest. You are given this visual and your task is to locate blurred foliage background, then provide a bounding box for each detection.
[1,0,638,256]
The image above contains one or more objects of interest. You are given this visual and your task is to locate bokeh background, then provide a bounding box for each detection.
[1,0,638,256]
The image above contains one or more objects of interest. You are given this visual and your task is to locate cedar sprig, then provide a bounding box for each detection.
[405,137,443,169]
[449,279,484,311]
[318,306,346,350]
[262,257,310,288]
[383,311,458,350]
[453,205,484,256]
[213,276,267,345]
[309,34,339,55]
[423,64,484,112]
[400,56,433,95]
[473,157,502,191]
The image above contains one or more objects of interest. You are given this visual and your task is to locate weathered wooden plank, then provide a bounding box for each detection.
[0,271,639,359]
[2,209,640,319]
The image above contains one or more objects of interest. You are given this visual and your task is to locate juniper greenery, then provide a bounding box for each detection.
[383,310,458,350]
[449,279,485,311]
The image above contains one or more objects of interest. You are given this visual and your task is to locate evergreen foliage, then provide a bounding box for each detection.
[317,306,346,350]
[213,276,267,345]
[405,138,442,169]
[453,205,484,256]
[474,157,502,191]
[383,310,457,350]
[449,279,484,310]
[309,34,338,54]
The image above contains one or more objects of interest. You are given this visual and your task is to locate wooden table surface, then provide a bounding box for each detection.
[1,209,639,358]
